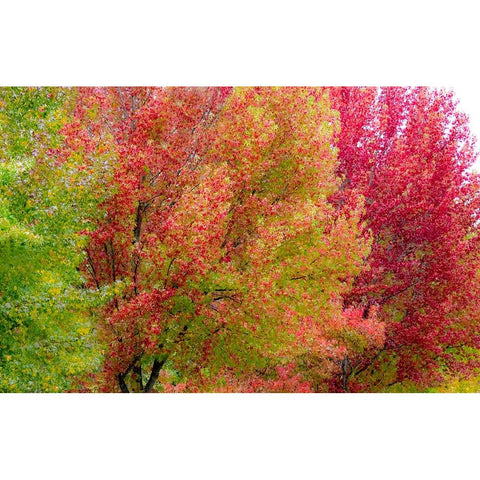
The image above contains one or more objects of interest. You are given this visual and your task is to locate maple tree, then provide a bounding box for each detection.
[330,87,480,391]
[57,87,375,392]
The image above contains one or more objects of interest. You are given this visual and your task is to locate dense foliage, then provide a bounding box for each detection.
[1,86,479,392]
[0,88,100,391]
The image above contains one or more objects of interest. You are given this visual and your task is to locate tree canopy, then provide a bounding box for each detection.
[1,86,479,392]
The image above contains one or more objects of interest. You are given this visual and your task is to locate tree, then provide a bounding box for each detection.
[330,87,480,391]
[0,87,100,392]
[60,87,372,392]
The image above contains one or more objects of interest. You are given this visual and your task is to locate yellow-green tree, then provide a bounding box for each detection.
[0,87,101,392]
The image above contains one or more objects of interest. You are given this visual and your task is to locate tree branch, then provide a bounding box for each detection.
[143,358,166,392]
[118,373,129,393]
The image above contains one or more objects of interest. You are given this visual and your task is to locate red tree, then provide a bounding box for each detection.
[330,87,480,391]
[57,87,234,391]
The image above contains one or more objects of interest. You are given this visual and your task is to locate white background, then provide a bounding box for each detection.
[455,86,480,171]
[1,1,479,479]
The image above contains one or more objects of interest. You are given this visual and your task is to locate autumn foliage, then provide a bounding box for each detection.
[330,87,480,391]
[1,86,479,392]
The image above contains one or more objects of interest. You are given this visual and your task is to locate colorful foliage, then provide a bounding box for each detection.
[1,86,478,392]
[330,87,480,391]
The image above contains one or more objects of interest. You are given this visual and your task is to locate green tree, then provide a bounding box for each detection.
[0,87,101,392]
